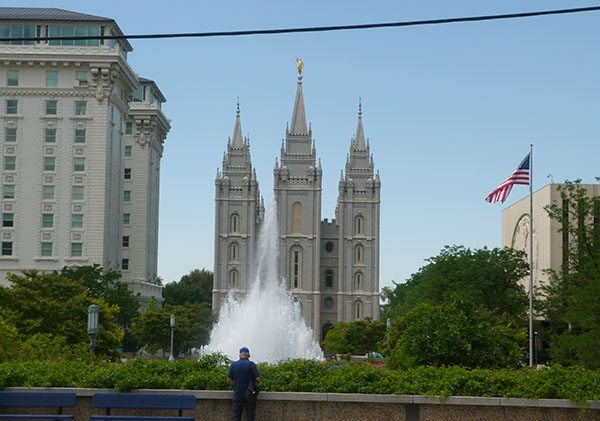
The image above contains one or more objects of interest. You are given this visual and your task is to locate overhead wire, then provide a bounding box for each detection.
[0,5,599,43]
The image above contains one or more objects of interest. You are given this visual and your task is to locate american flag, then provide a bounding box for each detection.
[485,153,530,204]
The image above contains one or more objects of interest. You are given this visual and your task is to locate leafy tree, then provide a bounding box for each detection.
[0,270,123,359]
[132,301,215,356]
[541,180,600,368]
[322,319,386,355]
[381,245,529,322]
[163,269,213,306]
[387,300,526,369]
[0,315,21,362]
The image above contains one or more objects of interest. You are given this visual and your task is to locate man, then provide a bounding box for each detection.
[227,346,261,421]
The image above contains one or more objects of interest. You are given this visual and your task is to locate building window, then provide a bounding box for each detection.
[3,213,13,227]
[0,24,36,45]
[41,213,54,228]
[292,202,302,233]
[290,246,303,289]
[122,235,130,247]
[75,71,88,86]
[355,271,363,290]
[44,157,56,171]
[4,156,15,171]
[75,100,87,115]
[124,168,131,180]
[71,214,83,229]
[46,70,58,87]
[121,258,129,270]
[3,185,14,199]
[72,185,84,200]
[71,242,82,257]
[74,129,86,143]
[125,122,133,135]
[124,145,132,157]
[325,269,334,288]
[5,127,16,142]
[40,242,53,257]
[6,70,18,86]
[1,241,12,256]
[45,128,56,143]
[123,190,131,202]
[229,242,238,262]
[123,213,130,225]
[45,100,58,115]
[6,99,17,114]
[73,157,85,172]
[43,185,55,200]
[324,297,334,310]
[229,269,238,288]
[229,213,239,233]
[354,301,363,320]
[48,25,102,47]
[325,241,334,253]
[354,244,364,264]
[355,215,364,235]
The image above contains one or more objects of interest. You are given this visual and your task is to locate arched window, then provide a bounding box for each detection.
[354,244,363,264]
[290,246,303,289]
[355,215,364,235]
[354,300,363,320]
[321,323,333,342]
[292,202,302,233]
[229,269,238,289]
[354,271,363,290]
[229,213,239,233]
[325,269,334,288]
[229,242,238,262]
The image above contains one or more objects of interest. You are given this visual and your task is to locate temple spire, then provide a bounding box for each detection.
[232,99,244,147]
[355,98,366,149]
[290,59,308,135]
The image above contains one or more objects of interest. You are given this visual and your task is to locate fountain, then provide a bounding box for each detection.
[202,197,324,363]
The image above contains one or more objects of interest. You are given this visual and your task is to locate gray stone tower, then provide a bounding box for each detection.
[213,103,263,311]
[213,70,380,342]
[274,73,323,336]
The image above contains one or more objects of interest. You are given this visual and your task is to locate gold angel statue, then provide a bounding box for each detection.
[296,57,303,75]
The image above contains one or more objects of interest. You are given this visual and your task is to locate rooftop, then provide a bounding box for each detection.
[0,7,113,22]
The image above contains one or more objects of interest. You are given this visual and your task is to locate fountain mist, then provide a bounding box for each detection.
[202,197,324,363]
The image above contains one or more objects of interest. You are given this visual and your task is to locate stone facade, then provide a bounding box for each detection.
[214,73,381,340]
[0,8,170,305]
[502,183,600,294]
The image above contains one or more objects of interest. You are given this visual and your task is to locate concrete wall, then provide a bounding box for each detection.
[2,388,600,421]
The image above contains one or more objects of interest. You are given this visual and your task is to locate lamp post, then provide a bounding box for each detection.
[87,304,99,355]
[168,313,176,361]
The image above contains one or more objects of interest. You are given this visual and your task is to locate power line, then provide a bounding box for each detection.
[1,5,599,42]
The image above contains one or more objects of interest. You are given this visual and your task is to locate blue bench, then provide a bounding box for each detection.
[90,393,196,421]
[0,391,76,420]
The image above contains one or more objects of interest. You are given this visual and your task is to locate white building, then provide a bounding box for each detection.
[502,183,600,294]
[214,71,381,341]
[0,8,170,305]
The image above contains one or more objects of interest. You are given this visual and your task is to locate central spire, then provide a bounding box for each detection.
[355,99,366,150]
[231,99,244,147]
[290,59,308,135]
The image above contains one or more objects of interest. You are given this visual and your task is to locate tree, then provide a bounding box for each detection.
[387,300,526,369]
[541,180,600,368]
[322,319,386,355]
[132,301,215,356]
[381,246,529,323]
[163,269,213,306]
[0,271,123,359]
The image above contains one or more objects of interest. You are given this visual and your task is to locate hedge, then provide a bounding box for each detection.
[1,357,600,404]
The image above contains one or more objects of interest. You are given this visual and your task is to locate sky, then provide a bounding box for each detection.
[15,0,600,289]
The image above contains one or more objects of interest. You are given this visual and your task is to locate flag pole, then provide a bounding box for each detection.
[528,143,534,368]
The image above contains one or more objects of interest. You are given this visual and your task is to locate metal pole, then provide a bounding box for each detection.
[169,314,175,361]
[528,144,534,368]
[87,304,99,355]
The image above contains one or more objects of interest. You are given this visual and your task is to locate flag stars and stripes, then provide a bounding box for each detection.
[485,153,530,204]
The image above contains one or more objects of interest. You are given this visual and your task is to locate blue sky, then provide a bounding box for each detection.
[16,1,600,288]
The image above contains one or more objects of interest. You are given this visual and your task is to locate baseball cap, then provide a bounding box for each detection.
[239,347,250,354]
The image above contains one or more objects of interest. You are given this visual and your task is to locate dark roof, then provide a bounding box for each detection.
[0,7,113,22]
[138,77,167,103]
